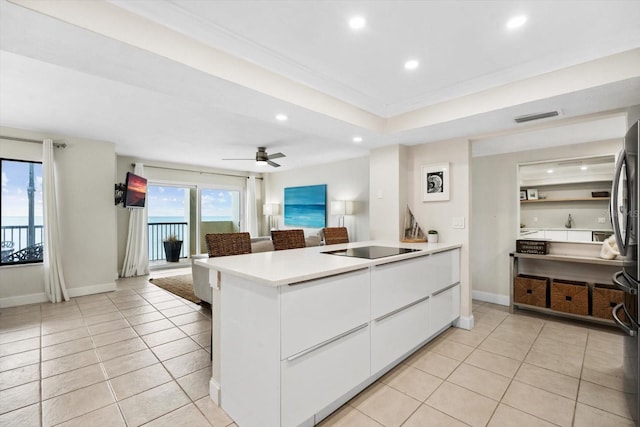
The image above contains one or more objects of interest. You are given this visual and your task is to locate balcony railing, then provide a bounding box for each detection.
[1,225,44,263]
[148,222,188,262]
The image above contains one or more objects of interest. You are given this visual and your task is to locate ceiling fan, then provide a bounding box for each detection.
[223,147,286,167]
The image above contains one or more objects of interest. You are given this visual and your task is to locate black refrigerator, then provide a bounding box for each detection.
[611,119,640,425]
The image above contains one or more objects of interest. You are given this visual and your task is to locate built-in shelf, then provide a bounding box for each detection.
[521,197,609,203]
[512,302,615,326]
[510,252,622,327]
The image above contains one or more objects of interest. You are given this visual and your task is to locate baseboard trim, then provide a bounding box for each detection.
[0,292,48,308]
[67,282,117,298]
[472,290,510,306]
[209,379,221,405]
[455,315,474,330]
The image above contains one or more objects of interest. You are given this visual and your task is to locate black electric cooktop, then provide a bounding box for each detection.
[322,245,420,260]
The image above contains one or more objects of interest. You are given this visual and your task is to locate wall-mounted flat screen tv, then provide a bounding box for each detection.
[284,184,326,228]
[124,172,147,208]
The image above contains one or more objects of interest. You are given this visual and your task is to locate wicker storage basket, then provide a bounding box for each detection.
[514,275,549,307]
[516,240,550,255]
[592,283,626,322]
[550,279,589,315]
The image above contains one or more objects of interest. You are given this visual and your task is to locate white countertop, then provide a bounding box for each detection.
[195,240,462,287]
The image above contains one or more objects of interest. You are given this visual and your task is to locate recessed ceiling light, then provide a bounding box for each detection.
[580,165,588,171]
[275,114,288,122]
[506,15,527,30]
[352,136,363,143]
[404,59,419,70]
[349,16,366,30]
[547,169,554,174]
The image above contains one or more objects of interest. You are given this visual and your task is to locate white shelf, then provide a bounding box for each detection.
[521,197,609,203]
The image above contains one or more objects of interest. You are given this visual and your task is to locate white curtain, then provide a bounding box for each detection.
[121,163,149,277]
[247,176,259,237]
[42,139,69,303]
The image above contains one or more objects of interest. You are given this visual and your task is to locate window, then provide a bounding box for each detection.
[1,159,44,265]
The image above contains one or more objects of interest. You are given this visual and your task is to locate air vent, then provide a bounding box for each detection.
[514,110,560,123]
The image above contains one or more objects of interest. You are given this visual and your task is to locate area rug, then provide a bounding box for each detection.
[149,274,201,304]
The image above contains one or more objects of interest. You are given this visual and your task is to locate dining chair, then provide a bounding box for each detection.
[271,229,306,250]
[323,227,350,245]
[205,232,252,257]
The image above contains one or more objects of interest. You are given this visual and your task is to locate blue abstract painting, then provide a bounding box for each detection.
[284,184,326,228]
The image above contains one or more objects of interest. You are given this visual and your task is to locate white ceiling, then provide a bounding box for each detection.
[1,0,640,173]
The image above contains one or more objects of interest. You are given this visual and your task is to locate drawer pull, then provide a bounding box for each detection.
[432,282,459,297]
[374,296,430,322]
[286,323,368,361]
[288,268,368,286]
[374,254,429,267]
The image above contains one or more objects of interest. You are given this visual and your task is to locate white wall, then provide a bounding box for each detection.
[264,156,370,242]
[405,139,473,321]
[369,145,408,241]
[471,139,620,304]
[1,127,117,307]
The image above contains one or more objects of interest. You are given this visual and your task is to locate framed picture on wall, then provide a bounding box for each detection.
[519,190,527,200]
[526,188,538,200]
[421,163,450,202]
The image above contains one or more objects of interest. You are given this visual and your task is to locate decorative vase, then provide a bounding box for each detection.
[163,241,183,262]
[429,234,439,243]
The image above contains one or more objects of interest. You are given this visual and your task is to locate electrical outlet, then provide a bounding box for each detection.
[598,217,606,224]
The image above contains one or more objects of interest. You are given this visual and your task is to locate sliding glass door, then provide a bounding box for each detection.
[198,187,243,254]
[147,184,193,262]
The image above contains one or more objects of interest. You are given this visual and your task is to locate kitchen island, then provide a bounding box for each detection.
[196,240,463,427]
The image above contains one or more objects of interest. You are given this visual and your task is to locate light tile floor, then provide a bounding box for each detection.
[1,271,637,426]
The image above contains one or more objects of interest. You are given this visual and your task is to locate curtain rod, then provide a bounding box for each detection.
[132,163,263,180]
[0,135,67,148]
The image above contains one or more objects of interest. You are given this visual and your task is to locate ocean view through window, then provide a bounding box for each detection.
[146,184,242,261]
[1,159,44,265]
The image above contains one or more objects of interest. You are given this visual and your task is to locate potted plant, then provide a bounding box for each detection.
[428,230,439,243]
[163,234,183,262]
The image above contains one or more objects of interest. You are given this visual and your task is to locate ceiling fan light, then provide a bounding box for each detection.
[256,160,268,166]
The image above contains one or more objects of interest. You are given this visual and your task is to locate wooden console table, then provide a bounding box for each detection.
[509,252,623,325]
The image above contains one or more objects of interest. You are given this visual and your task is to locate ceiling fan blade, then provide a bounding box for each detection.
[268,152,285,160]
[267,160,281,167]
[222,158,254,161]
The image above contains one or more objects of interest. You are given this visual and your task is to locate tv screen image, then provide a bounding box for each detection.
[124,172,147,208]
[284,184,326,228]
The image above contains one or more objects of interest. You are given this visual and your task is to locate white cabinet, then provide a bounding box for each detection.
[219,248,462,427]
[371,256,428,319]
[280,269,369,359]
[371,297,429,373]
[281,324,370,427]
[544,230,567,241]
[429,284,461,336]
[525,230,545,239]
[426,249,460,294]
[567,230,592,242]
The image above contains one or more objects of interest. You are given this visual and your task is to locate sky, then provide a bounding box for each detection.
[1,160,43,222]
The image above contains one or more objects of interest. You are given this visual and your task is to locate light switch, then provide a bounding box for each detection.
[597,217,606,224]
[452,217,465,229]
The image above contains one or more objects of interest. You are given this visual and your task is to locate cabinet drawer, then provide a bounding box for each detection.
[281,324,370,427]
[371,256,429,319]
[371,297,429,373]
[429,284,460,336]
[280,268,369,359]
[425,249,460,295]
